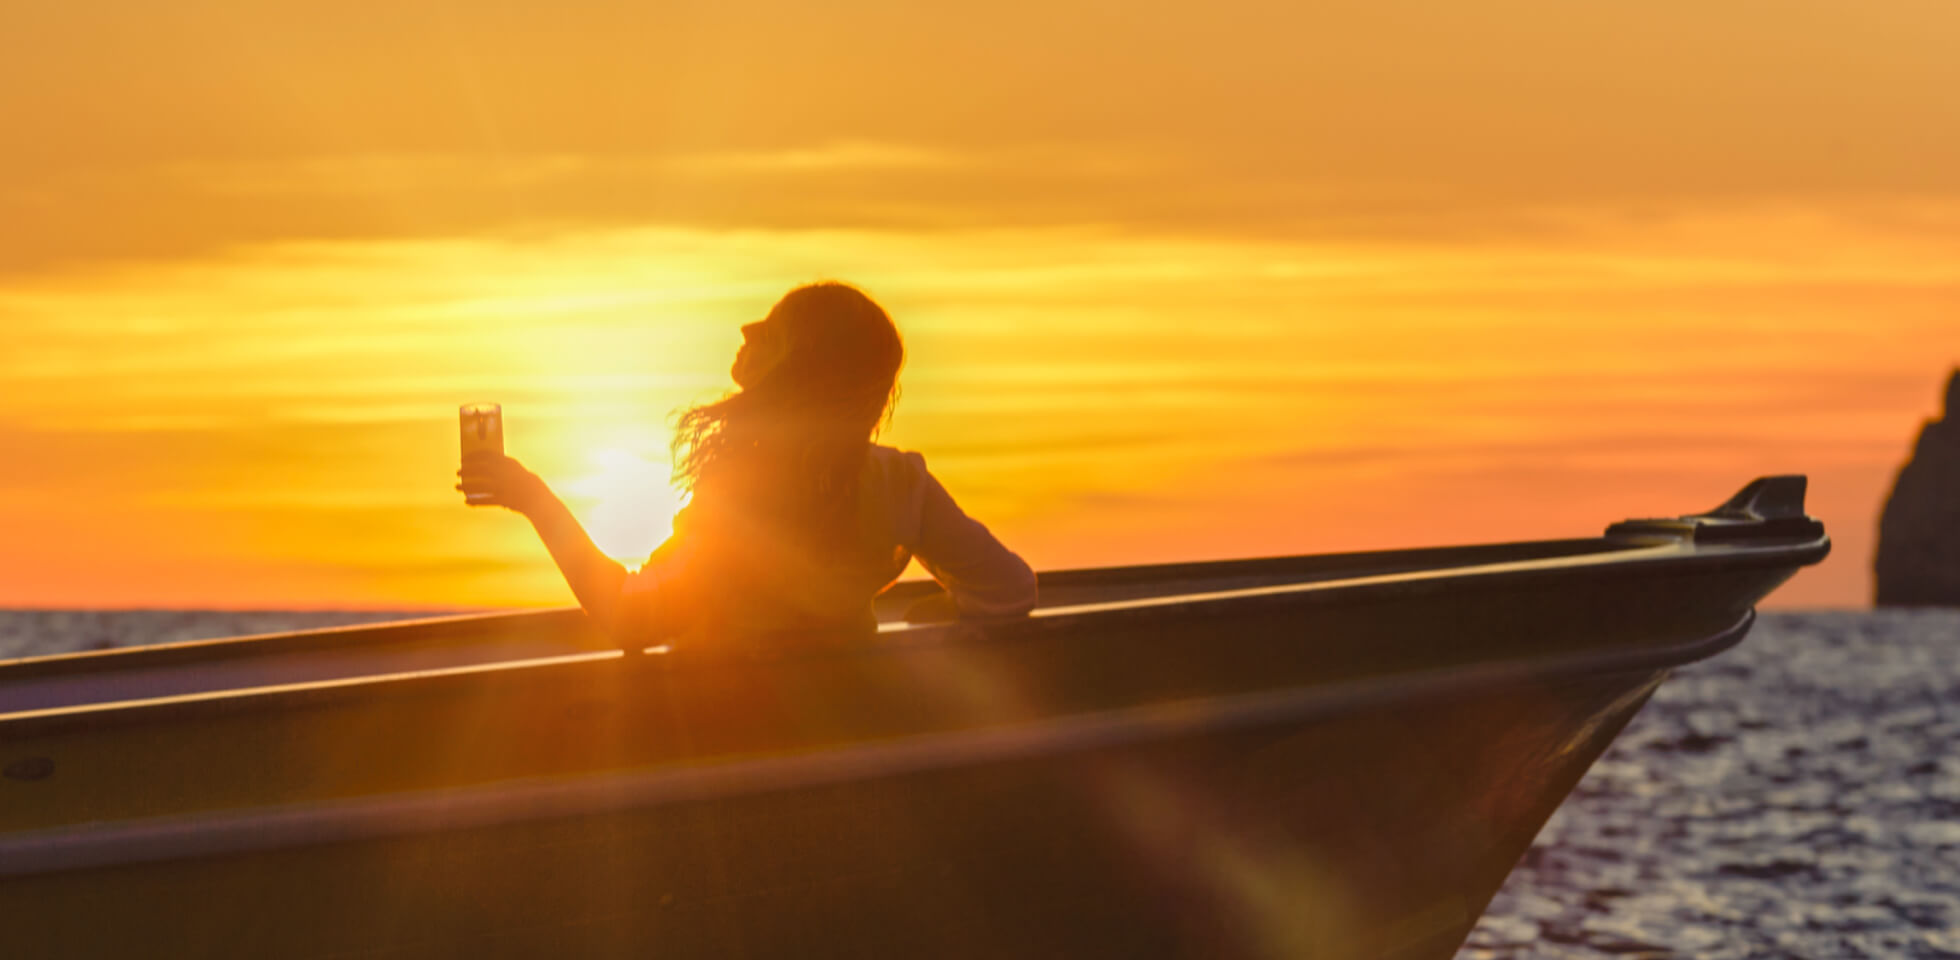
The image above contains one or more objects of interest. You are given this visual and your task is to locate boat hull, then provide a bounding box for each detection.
[4,652,1690,959]
[0,477,1829,958]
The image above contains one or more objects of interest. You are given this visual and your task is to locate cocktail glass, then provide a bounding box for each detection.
[459,403,504,504]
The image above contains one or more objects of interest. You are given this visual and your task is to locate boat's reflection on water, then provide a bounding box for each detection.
[0,478,1827,959]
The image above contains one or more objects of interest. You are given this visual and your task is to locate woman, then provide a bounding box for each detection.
[456,282,1037,643]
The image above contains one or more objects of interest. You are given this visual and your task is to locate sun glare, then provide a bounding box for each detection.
[564,448,683,569]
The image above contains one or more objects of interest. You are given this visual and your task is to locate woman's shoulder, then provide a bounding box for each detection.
[867,443,929,473]
[865,444,938,527]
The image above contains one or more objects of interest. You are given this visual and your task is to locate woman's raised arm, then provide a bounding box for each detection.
[457,452,628,627]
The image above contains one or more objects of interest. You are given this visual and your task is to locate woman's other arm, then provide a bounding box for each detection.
[901,454,1038,618]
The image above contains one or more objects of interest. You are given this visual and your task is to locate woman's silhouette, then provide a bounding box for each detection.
[457,282,1036,641]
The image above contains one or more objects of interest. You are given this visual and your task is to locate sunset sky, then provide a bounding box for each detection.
[4,1,1958,609]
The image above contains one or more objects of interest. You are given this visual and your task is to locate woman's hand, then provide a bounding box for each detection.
[456,452,551,515]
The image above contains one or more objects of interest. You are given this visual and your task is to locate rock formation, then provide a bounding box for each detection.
[1875,369,1960,605]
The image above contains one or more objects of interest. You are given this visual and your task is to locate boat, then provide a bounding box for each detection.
[0,476,1828,959]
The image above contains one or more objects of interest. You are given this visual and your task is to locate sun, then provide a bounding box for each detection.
[564,448,684,569]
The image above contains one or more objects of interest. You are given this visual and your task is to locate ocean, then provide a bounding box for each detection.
[1465,610,1960,960]
[4,608,1956,957]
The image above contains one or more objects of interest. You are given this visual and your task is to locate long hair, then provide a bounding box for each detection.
[671,283,904,546]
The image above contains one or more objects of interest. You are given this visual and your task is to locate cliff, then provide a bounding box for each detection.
[1874,370,1960,606]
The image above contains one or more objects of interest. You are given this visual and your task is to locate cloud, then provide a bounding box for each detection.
[667,142,969,175]
[7,1,1960,272]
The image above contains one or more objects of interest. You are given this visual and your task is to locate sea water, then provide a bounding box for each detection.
[1461,609,1960,959]
[3,609,1955,957]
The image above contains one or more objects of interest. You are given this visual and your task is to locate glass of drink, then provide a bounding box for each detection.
[459,403,504,504]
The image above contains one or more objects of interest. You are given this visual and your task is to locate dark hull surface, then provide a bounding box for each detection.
[0,479,1829,958]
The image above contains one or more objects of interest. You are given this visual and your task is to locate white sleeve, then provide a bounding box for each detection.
[899,453,1038,618]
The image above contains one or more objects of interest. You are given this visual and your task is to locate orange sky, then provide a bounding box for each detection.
[4,1,1959,609]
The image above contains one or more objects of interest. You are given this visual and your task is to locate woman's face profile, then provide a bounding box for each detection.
[732,318,789,387]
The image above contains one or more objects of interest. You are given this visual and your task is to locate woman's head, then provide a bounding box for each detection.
[730,282,904,431]
[672,283,904,536]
